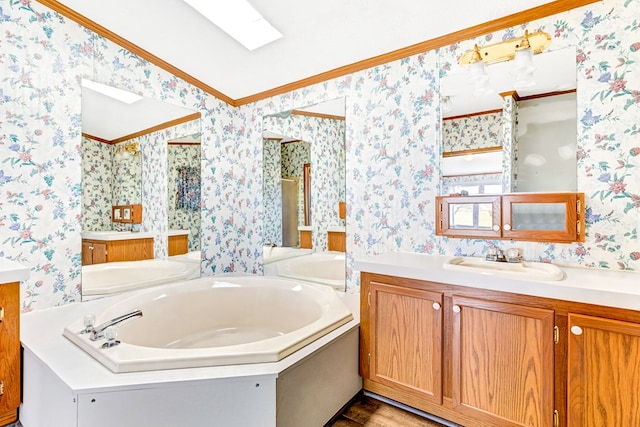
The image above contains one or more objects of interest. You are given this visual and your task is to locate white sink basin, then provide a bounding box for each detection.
[444,256,564,281]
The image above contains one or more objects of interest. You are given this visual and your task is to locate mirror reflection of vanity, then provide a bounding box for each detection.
[262,98,347,290]
[437,42,584,242]
[81,80,202,299]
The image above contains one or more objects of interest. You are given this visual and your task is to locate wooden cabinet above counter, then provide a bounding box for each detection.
[436,192,585,243]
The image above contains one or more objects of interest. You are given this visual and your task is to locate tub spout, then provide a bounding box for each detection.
[90,309,143,341]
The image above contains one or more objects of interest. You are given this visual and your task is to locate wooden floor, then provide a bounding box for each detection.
[329,395,450,427]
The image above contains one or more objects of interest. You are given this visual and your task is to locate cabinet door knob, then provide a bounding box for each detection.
[0,380,4,396]
[452,305,461,313]
[432,302,441,311]
[0,306,3,323]
[570,325,583,336]
[492,224,500,231]
[504,224,512,231]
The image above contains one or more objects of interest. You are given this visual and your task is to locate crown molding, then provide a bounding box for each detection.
[37,0,599,107]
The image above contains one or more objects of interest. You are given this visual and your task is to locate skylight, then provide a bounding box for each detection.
[183,0,283,51]
[81,79,143,104]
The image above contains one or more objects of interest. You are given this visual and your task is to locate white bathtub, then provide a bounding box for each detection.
[64,276,353,373]
[271,251,346,290]
[82,259,200,297]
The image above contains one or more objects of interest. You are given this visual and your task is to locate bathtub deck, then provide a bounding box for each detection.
[20,282,360,426]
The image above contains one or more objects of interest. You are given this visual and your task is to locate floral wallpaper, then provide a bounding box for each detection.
[82,136,113,232]
[0,0,639,312]
[263,113,346,251]
[442,111,502,152]
[82,136,142,232]
[168,142,201,252]
[263,138,282,246]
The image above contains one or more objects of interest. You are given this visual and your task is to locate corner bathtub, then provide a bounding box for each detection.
[64,276,353,373]
[82,258,200,297]
[272,251,346,290]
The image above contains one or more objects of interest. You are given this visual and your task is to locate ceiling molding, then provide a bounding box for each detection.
[234,0,599,106]
[520,88,577,101]
[444,108,503,121]
[442,146,503,157]
[110,112,201,144]
[36,0,235,106]
[291,109,345,121]
[81,133,112,144]
[84,112,202,144]
[37,0,598,107]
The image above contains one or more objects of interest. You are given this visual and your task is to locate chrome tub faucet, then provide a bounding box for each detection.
[86,309,143,341]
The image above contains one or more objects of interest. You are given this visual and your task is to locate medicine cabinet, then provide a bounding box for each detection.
[435,192,585,243]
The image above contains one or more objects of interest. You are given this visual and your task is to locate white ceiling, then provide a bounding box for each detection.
[68,0,575,140]
[58,0,553,100]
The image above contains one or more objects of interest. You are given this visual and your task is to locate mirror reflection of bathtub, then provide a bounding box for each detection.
[82,258,200,300]
[264,251,346,291]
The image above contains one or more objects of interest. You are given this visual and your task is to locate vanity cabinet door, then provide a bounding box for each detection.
[568,313,640,427]
[451,296,555,427]
[361,276,443,405]
[82,240,107,265]
[0,282,20,426]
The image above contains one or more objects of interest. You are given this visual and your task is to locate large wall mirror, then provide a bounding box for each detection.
[440,45,577,196]
[262,98,346,290]
[81,79,201,299]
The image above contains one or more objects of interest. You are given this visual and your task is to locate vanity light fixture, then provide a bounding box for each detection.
[459,30,550,92]
[458,30,551,67]
[466,44,492,97]
[114,142,140,161]
[81,79,143,104]
[183,0,283,51]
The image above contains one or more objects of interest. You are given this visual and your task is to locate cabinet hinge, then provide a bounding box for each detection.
[554,325,559,344]
[554,409,559,427]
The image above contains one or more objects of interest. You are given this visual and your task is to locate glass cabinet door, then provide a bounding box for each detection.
[436,196,501,239]
[501,193,584,242]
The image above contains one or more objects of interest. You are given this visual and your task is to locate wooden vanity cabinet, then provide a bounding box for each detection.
[0,281,20,426]
[168,234,188,256]
[567,313,640,427]
[451,296,555,426]
[327,230,346,252]
[360,272,640,427]
[360,276,443,405]
[81,238,154,265]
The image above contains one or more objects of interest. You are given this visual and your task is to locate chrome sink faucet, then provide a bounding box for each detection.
[87,309,143,341]
[486,246,522,263]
